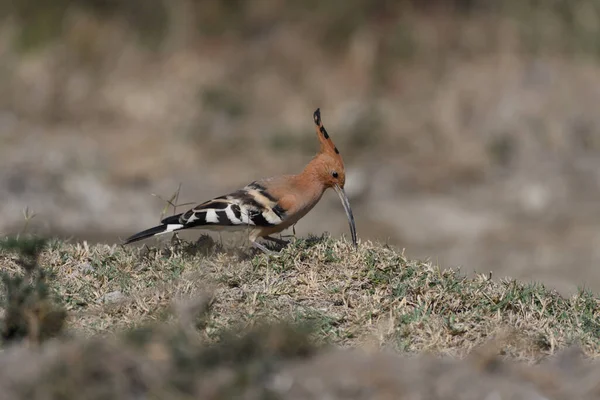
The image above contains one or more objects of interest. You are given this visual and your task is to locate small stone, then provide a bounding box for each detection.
[100,290,125,304]
[78,262,94,274]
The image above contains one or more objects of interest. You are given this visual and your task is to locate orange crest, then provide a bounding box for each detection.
[310,108,347,189]
[313,108,341,157]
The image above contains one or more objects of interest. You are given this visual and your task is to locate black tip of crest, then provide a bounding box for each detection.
[313,108,321,125]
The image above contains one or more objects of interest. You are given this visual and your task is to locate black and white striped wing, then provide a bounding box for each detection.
[125,182,290,244]
[166,182,287,229]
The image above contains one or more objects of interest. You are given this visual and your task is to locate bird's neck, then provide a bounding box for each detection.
[294,158,328,198]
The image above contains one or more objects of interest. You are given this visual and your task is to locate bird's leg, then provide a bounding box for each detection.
[251,239,277,256]
[278,224,297,241]
[170,232,182,246]
[263,236,289,246]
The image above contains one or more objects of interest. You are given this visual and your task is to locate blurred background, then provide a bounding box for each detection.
[3,0,600,293]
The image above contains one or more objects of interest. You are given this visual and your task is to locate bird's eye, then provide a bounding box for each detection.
[332,171,339,179]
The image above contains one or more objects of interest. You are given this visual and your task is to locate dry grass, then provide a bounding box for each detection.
[1,235,600,398]
[1,234,598,361]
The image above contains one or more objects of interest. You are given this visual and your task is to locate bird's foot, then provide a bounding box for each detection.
[251,240,280,257]
[263,236,290,246]
[170,232,183,246]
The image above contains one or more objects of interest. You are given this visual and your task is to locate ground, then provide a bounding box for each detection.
[0,235,599,399]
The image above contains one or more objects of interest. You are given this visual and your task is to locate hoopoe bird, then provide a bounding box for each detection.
[124,108,357,253]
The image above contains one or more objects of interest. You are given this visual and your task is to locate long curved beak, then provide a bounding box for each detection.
[333,184,357,247]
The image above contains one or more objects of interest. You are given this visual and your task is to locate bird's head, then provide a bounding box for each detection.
[312,108,346,189]
[311,108,357,247]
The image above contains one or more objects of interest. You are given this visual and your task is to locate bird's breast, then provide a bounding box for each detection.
[277,191,324,229]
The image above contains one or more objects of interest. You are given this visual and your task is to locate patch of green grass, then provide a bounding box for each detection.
[2,234,600,361]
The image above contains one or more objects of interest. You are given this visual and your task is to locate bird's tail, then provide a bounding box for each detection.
[123,214,184,244]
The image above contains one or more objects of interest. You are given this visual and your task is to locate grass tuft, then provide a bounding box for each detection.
[0,237,66,345]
